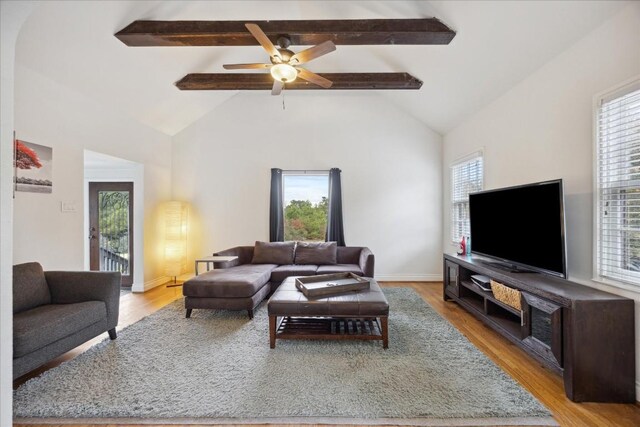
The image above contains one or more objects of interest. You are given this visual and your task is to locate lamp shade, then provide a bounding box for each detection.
[164,201,188,277]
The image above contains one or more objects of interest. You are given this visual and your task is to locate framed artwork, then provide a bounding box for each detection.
[14,138,53,194]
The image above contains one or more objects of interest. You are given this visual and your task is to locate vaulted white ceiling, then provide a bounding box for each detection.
[16,1,629,136]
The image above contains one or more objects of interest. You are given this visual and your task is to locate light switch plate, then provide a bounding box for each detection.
[61,201,76,213]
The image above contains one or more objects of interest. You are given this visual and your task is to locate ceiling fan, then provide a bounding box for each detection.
[223,23,336,95]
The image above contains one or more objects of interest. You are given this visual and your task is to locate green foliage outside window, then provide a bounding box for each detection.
[98,191,130,255]
[284,197,328,241]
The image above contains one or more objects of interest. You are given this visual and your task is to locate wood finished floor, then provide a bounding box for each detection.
[13,282,640,427]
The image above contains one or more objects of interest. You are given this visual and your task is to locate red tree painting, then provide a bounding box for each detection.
[15,140,43,169]
[14,139,52,193]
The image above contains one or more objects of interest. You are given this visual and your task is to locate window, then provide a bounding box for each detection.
[451,153,483,243]
[282,172,329,241]
[596,82,640,287]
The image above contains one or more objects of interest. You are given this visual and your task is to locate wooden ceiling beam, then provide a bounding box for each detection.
[175,73,423,91]
[116,19,455,47]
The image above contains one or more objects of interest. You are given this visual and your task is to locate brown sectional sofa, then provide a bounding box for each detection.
[183,241,374,318]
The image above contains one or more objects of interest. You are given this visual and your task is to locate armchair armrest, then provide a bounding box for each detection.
[213,246,254,268]
[45,271,121,329]
[359,247,375,278]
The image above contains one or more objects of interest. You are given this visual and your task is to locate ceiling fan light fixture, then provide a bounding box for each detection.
[270,63,298,83]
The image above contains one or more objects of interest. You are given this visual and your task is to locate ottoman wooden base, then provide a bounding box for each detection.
[269,315,388,349]
[267,276,390,349]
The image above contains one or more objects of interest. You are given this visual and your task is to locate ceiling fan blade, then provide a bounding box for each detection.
[271,80,284,96]
[223,63,272,70]
[297,68,333,89]
[245,23,280,60]
[290,41,336,65]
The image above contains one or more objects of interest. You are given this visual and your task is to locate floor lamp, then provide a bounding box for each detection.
[164,201,188,287]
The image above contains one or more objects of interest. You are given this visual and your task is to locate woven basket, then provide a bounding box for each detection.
[490,280,522,311]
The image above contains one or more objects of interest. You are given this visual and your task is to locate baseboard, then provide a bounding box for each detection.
[375,274,441,282]
[132,276,170,293]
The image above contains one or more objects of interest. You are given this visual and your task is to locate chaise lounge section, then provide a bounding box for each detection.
[183,241,374,318]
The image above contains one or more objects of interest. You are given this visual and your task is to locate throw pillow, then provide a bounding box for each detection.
[251,241,295,265]
[295,241,338,265]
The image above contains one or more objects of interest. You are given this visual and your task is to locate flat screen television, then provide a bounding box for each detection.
[469,179,567,278]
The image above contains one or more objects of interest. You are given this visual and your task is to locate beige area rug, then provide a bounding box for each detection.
[14,288,557,426]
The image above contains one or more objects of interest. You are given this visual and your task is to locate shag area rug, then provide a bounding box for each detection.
[14,288,556,426]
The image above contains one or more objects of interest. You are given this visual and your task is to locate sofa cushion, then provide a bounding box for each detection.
[270,264,318,282]
[295,242,337,265]
[337,247,363,264]
[316,264,364,276]
[251,241,295,265]
[13,262,51,314]
[13,301,107,358]
[183,264,277,298]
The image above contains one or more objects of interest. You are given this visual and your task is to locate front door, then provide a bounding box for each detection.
[89,182,134,286]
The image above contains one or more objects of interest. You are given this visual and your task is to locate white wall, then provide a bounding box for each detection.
[442,4,640,396]
[172,92,443,280]
[12,64,172,286]
[1,2,38,424]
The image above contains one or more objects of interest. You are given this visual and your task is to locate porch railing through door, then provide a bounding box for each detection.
[98,191,130,275]
[99,235,129,274]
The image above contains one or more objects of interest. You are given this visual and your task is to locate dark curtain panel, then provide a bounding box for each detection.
[326,168,346,246]
[269,168,284,242]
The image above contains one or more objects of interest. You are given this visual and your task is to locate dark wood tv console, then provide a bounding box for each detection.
[443,253,636,403]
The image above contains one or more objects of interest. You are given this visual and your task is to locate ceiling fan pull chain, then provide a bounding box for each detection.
[282,87,286,110]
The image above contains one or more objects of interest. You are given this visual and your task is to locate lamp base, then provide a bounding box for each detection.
[166,276,183,288]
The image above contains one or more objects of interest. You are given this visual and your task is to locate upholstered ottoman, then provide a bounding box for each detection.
[267,276,389,348]
[183,264,276,319]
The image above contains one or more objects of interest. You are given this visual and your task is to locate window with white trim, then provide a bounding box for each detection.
[596,81,640,287]
[451,153,483,243]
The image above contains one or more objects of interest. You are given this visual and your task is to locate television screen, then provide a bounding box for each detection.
[469,179,567,278]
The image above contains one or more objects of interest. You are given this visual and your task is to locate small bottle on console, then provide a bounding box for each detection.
[466,236,471,255]
[457,235,466,255]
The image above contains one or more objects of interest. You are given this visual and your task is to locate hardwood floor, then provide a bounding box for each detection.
[14,282,640,427]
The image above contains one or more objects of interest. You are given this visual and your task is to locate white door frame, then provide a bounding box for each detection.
[83,154,145,291]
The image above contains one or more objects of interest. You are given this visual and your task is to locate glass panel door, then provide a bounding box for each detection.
[89,182,133,286]
[531,306,553,347]
[444,260,459,298]
[521,292,562,367]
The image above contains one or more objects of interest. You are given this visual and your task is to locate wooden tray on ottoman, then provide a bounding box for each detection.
[295,272,370,298]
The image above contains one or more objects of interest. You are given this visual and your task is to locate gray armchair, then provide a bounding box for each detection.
[13,262,120,379]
